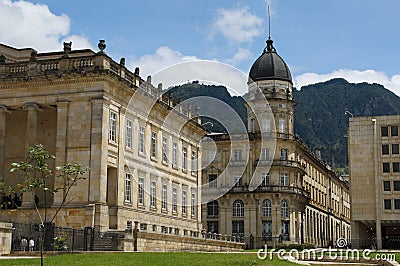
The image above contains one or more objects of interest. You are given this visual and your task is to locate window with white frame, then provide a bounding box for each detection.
[151,132,157,158]
[150,181,156,208]
[182,147,187,171]
[162,184,167,210]
[280,173,288,186]
[233,149,242,161]
[125,174,131,203]
[262,199,271,217]
[261,173,270,186]
[261,148,270,160]
[281,199,288,217]
[138,177,144,205]
[126,120,132,148]
[232,199,244,217]
[191,150,196,174]
[207,200,219,217]
[262,115,271,132]
[191,192,196,216]
[182,191,187,215]
[172,142,178,167]
[279,117,286,133]
[172,188,177,213]
[109,111,117,142]
[139,126,145,154]
[162,137,168,163]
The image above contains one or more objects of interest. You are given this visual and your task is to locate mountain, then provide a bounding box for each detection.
[167,78,400,170]
[293,78,400,170]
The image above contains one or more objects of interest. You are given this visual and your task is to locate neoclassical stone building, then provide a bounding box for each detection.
[349,115,400,249]
[201,38,351,248]
[0,41,206,237]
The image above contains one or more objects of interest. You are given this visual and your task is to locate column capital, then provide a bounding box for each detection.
[0,105,10,113]
[23,102,40,111]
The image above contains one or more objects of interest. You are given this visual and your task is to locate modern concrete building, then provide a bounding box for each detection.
[349,115,400,249]
[201,37,351,248]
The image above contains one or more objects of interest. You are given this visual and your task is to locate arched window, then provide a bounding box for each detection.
[207,200,219,217]
[262,199,272,217]
[232,200,244,217]
[281,199,288,217]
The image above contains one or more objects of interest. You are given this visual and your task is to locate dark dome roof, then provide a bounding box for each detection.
[249,39,292,84]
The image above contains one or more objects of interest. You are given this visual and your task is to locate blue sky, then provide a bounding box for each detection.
[1,0,399,95]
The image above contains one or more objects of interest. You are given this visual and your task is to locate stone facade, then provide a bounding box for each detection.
[349,115,400,249]
[0,222,13,255]
[201,43,351,248]
[0,42,206,242]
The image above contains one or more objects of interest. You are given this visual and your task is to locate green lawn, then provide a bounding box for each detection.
[0,252,296,266]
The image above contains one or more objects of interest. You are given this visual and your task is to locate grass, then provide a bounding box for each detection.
[0,252,297,266]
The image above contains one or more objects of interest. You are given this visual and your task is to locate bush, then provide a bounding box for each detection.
[276,243,287,250]
[52,236,68,251]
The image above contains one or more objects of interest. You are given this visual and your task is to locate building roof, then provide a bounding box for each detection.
[248,39,292,84]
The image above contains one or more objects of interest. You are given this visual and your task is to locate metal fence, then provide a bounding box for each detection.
[11,223,118,252]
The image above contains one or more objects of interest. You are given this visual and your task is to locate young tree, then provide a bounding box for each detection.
[0,144,88,266]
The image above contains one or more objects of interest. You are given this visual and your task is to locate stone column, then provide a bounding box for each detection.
[21,103,40,208]
[0,105,9,179]
[53,101,69,206]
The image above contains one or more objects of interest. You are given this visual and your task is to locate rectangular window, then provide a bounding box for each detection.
[191,151,196,174]
[392,126,399,137]
[233,149,242,161]
[262,221,272,239]
[162,184,167,210]
[394,162,400,172]
[125,174,131,203]
[395,199,400,210]
[393,144,399,154]
[384,199,392,210]
[138,177,144,205]
[191,192,196,216]
[394,181,400,191]
[261,173,270,186]
[383,181,391,191]
[209,174,217,188]
[150,181,156,208]
[279,117,286,133]
[382,126,389,137]
[172,188,177,213]
[383,163,390,173]
[232,221,244,237]
[172,142,178,167]
[139,126,145,154]
[182,147,187,171]
[280,173,288,186]
[261,148,270,160]
[162,137,168,163]
[281,149,288,161]
[250,118,255,133]
[126,120,132,148]
[234,175,242,187]
[182,191,187,215]
[109,111,117,142]
[207,221,219,234]
[151,132,157,158]
[382,144,389,155]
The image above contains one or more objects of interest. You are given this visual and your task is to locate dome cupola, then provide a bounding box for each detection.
[249,38,292,84]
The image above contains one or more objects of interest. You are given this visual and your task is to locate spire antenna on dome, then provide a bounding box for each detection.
[265,1,275,52]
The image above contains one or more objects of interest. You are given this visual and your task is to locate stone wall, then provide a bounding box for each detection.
[0,222,13,255]
[119,230,245,252]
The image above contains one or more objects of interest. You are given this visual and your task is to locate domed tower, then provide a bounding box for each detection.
[246,37,294,138]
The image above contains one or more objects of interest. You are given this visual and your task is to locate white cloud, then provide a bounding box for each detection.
[128,46,248,95]
[225,48,253,65]
[295,69,400,97]
[0,0,93,52]
[211,5,263,44]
